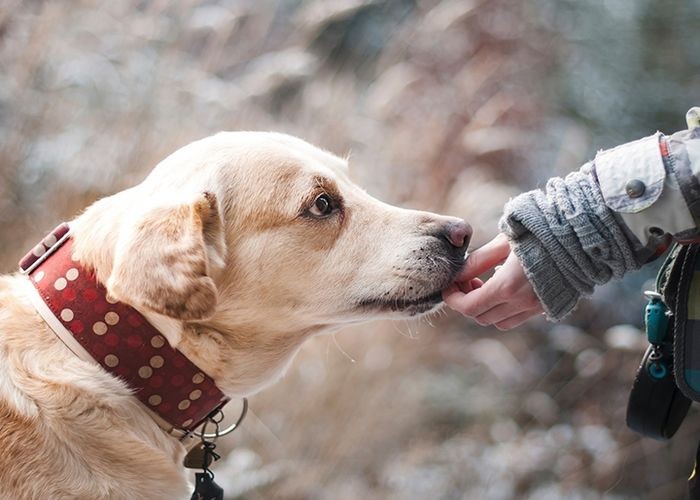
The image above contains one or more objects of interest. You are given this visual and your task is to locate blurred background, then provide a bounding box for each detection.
[2,0,700,498]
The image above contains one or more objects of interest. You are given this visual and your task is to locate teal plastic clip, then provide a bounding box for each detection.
[644,291,670,345]
[648,361,668,379]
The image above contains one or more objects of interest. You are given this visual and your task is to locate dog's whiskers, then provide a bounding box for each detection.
[394,319,417,339]
[331,333,356,364]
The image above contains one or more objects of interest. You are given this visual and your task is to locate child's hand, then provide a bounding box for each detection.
[443,233,544,330]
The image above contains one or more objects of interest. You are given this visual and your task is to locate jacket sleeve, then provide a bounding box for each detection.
[595,108,700,246]
[499,107,700,320]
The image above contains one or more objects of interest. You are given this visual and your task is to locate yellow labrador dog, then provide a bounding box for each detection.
[0,132,470,499]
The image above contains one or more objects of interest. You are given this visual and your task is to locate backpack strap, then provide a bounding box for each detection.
[626,242,693,439]
[671,243,700,401]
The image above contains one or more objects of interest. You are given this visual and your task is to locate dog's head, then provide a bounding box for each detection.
[72,132,470,393]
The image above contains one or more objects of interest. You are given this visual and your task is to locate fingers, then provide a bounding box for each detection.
[474,303,524,326]
[443,277,505,318]
[474,298,542,326]
[456,277,483,294]
[443,278,484,300]
[494,310,542,331]
[457,233,511,281]
[444,247,543,330]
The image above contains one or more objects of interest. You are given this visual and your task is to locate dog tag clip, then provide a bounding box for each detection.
[188,410,225,500]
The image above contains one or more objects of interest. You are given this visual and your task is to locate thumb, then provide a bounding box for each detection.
[457,233,511,281]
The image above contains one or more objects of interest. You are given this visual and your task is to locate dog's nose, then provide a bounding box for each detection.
[443,219,472,248]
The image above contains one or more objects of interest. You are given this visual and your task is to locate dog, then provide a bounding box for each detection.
[0,132,470,499]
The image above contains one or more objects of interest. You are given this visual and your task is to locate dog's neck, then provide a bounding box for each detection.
[180,322,322,397]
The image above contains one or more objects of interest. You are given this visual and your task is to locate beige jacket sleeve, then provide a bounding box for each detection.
[595,107,700,256]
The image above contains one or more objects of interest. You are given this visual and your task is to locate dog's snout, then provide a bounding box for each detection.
[443,220,472,249]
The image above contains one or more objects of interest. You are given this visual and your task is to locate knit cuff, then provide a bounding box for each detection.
[506,228,581,320]
[499,169,643,321]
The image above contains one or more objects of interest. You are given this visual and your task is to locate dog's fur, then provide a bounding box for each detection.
[0,132,468,499]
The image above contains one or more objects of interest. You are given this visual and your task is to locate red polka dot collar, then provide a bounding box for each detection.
[19,223,230,436]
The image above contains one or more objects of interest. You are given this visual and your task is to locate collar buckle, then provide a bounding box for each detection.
[19,223,72,275]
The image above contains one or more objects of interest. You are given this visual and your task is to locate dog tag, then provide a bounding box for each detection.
[184,443,214,470]
[190,472,223,500]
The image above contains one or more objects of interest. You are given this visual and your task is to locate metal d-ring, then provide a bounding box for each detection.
[195,398,248,439]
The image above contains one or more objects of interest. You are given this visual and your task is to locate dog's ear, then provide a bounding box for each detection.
[106,192,226,321]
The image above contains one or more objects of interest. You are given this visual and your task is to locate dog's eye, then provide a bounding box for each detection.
[309,194,334,217]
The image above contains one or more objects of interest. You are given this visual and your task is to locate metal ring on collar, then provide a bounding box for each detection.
[195,398,248,439]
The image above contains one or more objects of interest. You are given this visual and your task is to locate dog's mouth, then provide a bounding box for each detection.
[355,249,467,317]
[356,289,445,316]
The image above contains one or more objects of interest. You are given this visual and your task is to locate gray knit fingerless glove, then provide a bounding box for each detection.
[499,164,644,320]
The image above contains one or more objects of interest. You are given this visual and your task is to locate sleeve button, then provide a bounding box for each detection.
[625,179,646,198]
